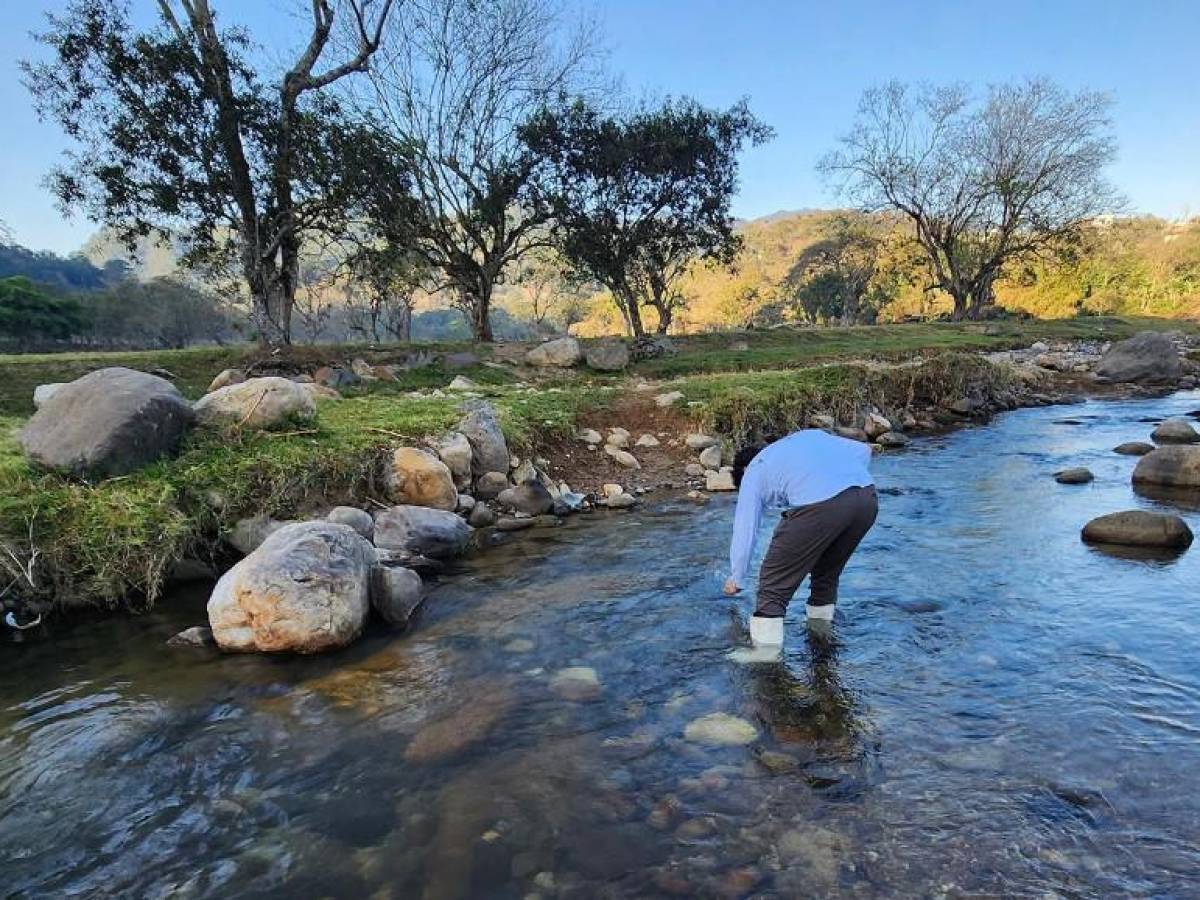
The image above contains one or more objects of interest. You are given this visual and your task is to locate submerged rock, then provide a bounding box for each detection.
[1151,418,1200,445]
[1114,441,1155,456]
[194,376,316,430]
[684,712,758,746]
[207,522,374,653]
[1133,446,1200,489]
[1081,510,1193,549]
[166,625,216,648]
[404,683,516,764]
[1054,467,1094,485]
[374,505,473,559]
[550,667,602,701]
[19,367,194,479]
[1094,331,1182,383]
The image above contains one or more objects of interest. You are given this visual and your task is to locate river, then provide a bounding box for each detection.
[3,392,1200,898]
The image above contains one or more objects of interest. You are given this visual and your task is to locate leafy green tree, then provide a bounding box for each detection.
[523,97,772,336]
[23,0,394,346]
[821,79,1120,320]
[0,277,88,349]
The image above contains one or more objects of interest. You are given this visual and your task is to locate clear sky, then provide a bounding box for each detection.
[2,0,1198,255]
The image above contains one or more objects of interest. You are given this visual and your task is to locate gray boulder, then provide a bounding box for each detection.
[374,505,473,559]
[436,431,474,487]
[370,566,424,627]
[327,506,374,541]
[474,470,510,500]
[1054,467,1094,484]
[1094,331,1182,383]
[497,480,555,516]
[1114,441,1155,456]
[526,336,582,368]
[585,340,630,372]
[468,503,497,528]
[1082,510,1193,549]
[32,383,66,409]
[1133,446,1200,489]
[1151,418,1200,445]
[194,376,316,430]
[207,522,375,653]
[19,367,194,479]
[458,401,510,476]
[228,515,293,555]
[875,432,910,449]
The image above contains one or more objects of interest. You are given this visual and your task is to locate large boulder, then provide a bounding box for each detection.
[326,506,374,541]
[457,400,510,477]
[1133,446,1200,489]
[386,447,458,511]
[32,383,66,409]
[19,367,194,479]
[374,505,473,559]
[1151,418,1200,445]
[497,480,555,516]
[525,336,582,368]
[207,522,375,653]
[585,340,630,372]
[1081,510,1193,549]
[208,368,245,393]
[194,376,316,430]
[1094,331,1182,383]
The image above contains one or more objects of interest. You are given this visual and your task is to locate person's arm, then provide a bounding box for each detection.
[726,464,763,592]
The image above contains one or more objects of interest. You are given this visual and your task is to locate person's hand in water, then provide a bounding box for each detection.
[723,577,741,596]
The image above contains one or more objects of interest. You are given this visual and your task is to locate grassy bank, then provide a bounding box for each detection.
[1,316,1192,614]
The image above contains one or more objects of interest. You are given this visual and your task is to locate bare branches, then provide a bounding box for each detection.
[821,79,1121,319]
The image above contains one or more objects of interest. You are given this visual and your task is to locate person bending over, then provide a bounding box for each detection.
[724,429,878,651]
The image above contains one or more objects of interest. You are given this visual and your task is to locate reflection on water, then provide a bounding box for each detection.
[4,392,1200,897]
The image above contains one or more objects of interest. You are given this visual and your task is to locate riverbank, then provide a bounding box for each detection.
[1,317,1197,625]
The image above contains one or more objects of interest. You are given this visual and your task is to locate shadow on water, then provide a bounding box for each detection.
[3,390,1200,897]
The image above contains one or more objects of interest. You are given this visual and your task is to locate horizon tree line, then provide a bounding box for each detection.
[22,0,1122,347]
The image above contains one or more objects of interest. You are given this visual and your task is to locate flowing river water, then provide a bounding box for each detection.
[4,392,1200,898]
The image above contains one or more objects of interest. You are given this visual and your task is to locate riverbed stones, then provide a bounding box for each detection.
[315,366,360,389]
[685,433,719,451]
[698,445,723,468]
[404,683,516,764]
[1114,441,1155,456]
[875,431,910,448]
[606,427,631,449]
[386,447,458,511]
[1132,446,1200,489]
[1094,331,1183,383]
[706,468,736,491]
[458,401,510,477]
[655,390,684,408]
[683,712,758,746]
[447,375,478,391]
[474,470,510,500]
[370,565,424,627]
[1081,510,1193,549]
[585,340,630,371]
[207,522,374,653]
[576,428,602,445]
[685,462,705,477]
[166,625,216,648]
[525,336,582,368]
[208,368,245,393]
[605,445,641,469]
[550,667,602,701]
[603,492,638,509]
[327,506,374,541]
[863,412,892,440]
[1151,418,1200,445]
[374,505,473,558]
[835,426,869,442]
[32,382,66,409]
[19,367,195,479]
[468,503,496,528]
[1054,467,1094,484]
[635,433,660,448]
[497,480,555,516]
[194,376,317,430]
[435,432,473,488]
[809,413,836,431]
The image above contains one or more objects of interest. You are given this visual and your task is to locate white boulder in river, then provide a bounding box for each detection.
[374,505,473,558]
[19,367,194,478]
[207,522,374,653]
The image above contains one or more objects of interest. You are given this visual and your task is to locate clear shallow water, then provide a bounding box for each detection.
[4,393,1200,898]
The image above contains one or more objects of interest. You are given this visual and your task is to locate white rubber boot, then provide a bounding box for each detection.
[805,603,835,622]
[728,615,783,664]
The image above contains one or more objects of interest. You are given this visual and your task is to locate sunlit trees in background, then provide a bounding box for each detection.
[820,79,1121,320]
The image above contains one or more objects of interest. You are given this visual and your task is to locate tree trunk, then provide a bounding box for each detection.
[947,288,969,321]
[614,289,645,337]
[470,285,494,342]
[654,306,671,334]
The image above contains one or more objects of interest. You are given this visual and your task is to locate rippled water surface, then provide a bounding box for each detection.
[5,393,1200,898]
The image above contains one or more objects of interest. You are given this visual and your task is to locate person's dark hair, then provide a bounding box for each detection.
[732,443,765,488]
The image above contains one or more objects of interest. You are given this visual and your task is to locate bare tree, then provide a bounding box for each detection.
[363,0,599,341]
[820,79,1121,320]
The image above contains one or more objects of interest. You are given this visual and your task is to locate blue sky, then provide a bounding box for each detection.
[3,0,1198,254]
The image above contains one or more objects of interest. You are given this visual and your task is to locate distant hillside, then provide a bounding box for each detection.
[82,228,182,280]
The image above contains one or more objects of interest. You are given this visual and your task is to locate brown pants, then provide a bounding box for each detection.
[755,485,878,618]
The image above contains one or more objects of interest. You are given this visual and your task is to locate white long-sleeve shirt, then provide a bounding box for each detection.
[728,429,874,585]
